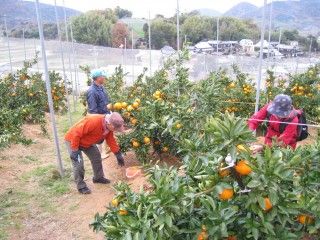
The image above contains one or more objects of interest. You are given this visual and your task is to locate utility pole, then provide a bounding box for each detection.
[278,28,282,51]
[35,0,64,177]
[4,15,13,74]
[54,0,72,126]
[255,0,267,114]
[70,22,79,99]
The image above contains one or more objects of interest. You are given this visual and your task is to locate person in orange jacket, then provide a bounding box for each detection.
[65,112,125,194]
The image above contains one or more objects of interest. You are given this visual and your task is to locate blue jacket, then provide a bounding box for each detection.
[86,83,110,114]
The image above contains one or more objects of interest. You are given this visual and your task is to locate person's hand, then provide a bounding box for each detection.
[115,151,125,167]
[70,150,81,162]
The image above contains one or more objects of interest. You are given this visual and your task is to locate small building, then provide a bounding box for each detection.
[239,39,254,54]
[194,42,213,53]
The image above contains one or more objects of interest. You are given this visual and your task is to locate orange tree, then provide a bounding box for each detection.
[91,114,320,239]
[284,65,320,122]
[0,58,68,148]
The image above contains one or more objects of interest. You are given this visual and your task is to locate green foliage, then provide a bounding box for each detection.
[92,114,320,239]
[150,18,176,49]
[0,57,68,148]
[71,11,114,46]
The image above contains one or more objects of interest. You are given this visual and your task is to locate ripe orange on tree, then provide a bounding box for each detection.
[219,188,234,201]
[132,140,140,148]
[118,209,128,216]
[219,168,230,178]
[176,123,182,129]
[162,146,169,153]
[127,105,134,112]
[235,160,252,176]
[135,98,141,104]
[121,102,128,109]
[132,101,139,109]
[263,197,273,211]
[143,137,151,145]
[130,118,138,125]
[297,214,314,225]
[111,198,119,207]
[113,102,122,111]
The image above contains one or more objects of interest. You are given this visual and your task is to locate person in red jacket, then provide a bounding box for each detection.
[65,112,125,194]
[248,94,299,149]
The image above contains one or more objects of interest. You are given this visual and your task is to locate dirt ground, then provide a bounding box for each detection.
[0,123,148,240]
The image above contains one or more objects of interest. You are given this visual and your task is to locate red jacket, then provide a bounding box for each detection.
[64,114,120,153]
[248,104,299,149]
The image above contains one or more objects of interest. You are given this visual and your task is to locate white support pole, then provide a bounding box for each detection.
[255,0,267,114]
[70,22,79,99]
[35,0,64,177]
[267,0,273,63]
[148,10,152,75]
[62,0,76,112]
[278,28,282,51]
[176,0,180,52]
[4,15,13,74]
[124,37,127,73]
[216,17,219,54]
[131,28,135,83]
[23,28,27,61]
[33,38,40,71]
[54,0,72,126]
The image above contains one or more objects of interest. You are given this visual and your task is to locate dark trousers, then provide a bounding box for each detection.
[65,141,105,190]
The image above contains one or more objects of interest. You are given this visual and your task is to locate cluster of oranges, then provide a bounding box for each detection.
[131,137,169,153]
[290,84,313,97]
[153,90,164,101]
[225,106,239,113]
[242,84,253,95]
[108,99,141,126]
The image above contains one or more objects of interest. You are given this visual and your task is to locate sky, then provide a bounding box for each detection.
[35,0,266,18]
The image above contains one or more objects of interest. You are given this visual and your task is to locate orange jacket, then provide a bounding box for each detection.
[64,114,120,153]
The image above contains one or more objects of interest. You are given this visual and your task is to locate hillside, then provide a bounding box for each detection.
[224,0,320,34]
[197,8,221,17]
[0,0,81,28]
[224,2,258,19]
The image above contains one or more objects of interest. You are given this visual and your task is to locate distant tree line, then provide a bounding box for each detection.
[5,7,319,51]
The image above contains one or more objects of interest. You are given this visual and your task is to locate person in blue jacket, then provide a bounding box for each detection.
[87,69,110,114]
[86,69,111,158]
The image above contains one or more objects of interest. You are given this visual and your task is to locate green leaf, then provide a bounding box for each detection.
[247,180,261,188]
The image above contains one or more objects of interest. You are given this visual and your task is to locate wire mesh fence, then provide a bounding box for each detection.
[1,37,319,92]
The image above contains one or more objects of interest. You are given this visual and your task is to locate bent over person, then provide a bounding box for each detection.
[65,112,125,194]
[248,94,300,149]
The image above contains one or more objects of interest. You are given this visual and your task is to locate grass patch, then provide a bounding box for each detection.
[57,102,85,134]
[0,189,32,239]
[21,155,39,164]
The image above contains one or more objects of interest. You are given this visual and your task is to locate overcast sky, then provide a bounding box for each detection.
[36,0,267,18]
